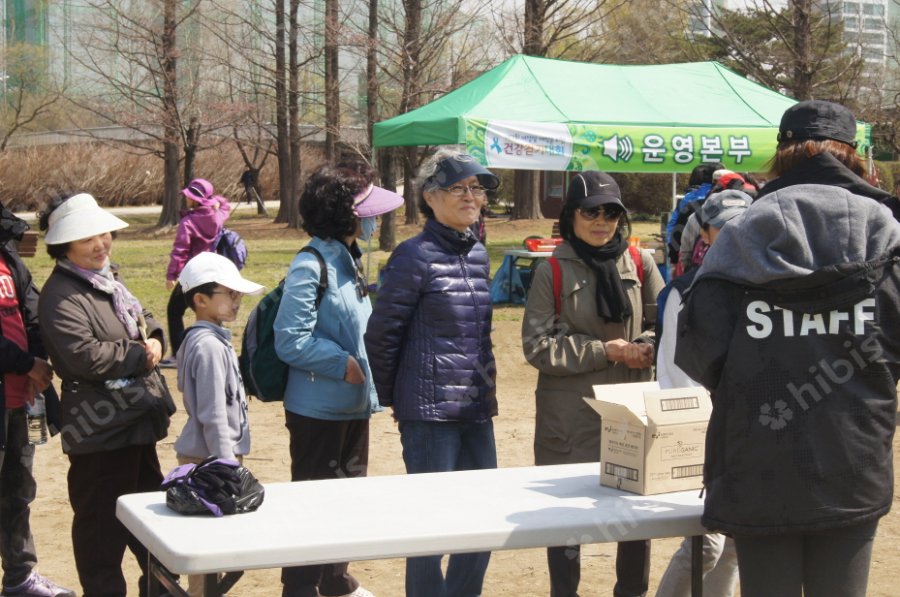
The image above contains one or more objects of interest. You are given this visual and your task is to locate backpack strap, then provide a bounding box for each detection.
[548,257,562,319]
[299,246,328,309]
[550,249,643,319]
[628,245,644,284]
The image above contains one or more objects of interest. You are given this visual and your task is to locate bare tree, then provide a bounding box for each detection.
[0,44,65,152]
[203,0,324,228]
[61,0,241,227]
[369,0,491,224]
[496,0,623,219]
[676,0,864,102]
[325,0,340,160]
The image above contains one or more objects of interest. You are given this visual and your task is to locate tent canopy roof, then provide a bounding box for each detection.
[373,54,800,148]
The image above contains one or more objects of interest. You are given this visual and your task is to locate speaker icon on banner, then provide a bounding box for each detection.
[602,135,634,162]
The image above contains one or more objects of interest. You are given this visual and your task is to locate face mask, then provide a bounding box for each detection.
[359,216,377,242]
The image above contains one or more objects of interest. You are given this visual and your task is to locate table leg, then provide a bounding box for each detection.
[690,535,703,597]
[148,555,188,596]
[212,572,243,595]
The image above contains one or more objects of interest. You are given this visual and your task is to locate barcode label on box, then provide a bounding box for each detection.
[659,396,700,411]
[672,464,703,479]
[605,462,639,481]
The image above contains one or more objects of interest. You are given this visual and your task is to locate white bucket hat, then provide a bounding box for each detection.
[178,252,264,295]
[43,193,129,245]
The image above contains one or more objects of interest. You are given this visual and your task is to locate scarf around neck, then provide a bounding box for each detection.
[569,232,632,323]
[59,258,144,340]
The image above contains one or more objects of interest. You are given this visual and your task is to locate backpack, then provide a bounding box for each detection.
[665,183,710,264]
[239,246,327,402]
[213,227,248,270]
[547,246,644,318]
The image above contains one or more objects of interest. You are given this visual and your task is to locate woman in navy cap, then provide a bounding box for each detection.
[676,101,900,597]
[521,171,664,597]
[365,149,499,597]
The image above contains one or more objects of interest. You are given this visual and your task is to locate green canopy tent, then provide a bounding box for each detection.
[373,54,870,173]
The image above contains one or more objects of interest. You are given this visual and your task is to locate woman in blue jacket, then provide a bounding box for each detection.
[275,162,402,597]
[365,150,499,597]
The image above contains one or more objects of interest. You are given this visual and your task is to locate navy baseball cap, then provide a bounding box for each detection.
[426,154,500,190]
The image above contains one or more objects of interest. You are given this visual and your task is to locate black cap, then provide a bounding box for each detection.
[777,100,858,148]
[566,171,625,210]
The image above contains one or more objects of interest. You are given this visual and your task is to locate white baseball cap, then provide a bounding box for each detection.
[179,252,264,295]
[43,193,129,245]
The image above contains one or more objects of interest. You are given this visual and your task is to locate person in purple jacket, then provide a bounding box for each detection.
[365,149,499,597]
[162,179,231,366]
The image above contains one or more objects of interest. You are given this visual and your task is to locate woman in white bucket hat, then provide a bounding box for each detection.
[37,193,176,597]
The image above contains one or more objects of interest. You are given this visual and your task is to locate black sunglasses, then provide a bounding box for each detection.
[577,205,623,221]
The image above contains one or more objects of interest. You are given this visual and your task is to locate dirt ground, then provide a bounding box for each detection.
[24,314,900,597]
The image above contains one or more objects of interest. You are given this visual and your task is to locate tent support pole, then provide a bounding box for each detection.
[672,173,678,211]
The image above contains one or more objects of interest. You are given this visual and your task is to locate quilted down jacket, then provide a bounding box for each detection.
[365,218,497,422]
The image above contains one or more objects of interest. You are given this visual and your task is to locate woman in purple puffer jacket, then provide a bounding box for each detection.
[163,178,231,363]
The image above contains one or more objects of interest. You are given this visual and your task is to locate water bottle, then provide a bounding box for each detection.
[26,394,48,446]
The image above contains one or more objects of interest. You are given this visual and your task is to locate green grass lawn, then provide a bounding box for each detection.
[22,212,661,347]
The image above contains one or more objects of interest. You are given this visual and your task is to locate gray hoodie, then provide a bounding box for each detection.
[697,182,900,285]
[175,321,250,459]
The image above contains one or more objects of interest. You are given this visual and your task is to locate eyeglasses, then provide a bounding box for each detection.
[211,289,242,300]
[441,185,488,198]
[578,206,623,221]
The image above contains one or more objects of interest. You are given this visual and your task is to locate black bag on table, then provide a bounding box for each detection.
[161,456,264,517]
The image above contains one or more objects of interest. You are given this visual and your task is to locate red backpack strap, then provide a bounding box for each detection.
[628,245,644,284]
[548,257,562,319]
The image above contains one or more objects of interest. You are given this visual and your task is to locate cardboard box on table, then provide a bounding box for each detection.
[584,381,712,495]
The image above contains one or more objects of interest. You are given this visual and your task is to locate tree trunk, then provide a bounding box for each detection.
[402,146,418,225]
[286,0,302,228]
[274,0,293,224]
[377,148,397,251]
[791,0,813,100]
[324,0,340,160]
[509,0,546,222]
[512,170,542,220]
[182,116,200,186]
[156,0,182,228]
[160,141,182,226]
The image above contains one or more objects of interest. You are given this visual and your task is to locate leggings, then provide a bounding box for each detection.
[733,520,878,597]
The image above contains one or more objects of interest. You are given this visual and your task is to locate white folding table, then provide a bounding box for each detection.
[117,463,707,597]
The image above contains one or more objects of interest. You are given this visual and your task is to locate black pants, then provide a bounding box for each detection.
[68,444,163,597]
[547,539,650,597]
[281,412,369,597]
[734,520,878,597]
[0,409,37,588]
[166,283,187,357]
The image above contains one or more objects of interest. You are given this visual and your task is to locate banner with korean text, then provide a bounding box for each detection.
[466,119,868,173]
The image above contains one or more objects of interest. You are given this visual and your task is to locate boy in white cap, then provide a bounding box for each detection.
[173,252,263,596]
